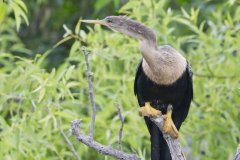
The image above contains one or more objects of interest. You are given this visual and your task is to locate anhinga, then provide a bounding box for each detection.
[81,16,193,160]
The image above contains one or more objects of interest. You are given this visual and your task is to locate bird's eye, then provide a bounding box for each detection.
[106,18,112,23]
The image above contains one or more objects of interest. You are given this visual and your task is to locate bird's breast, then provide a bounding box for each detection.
[136,64,188,105]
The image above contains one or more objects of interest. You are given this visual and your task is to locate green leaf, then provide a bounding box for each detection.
[38,88,46,103]
[65,65,75,80]
[173,17,201,34]
[80,30,87,41]
[54,111,76,120]
[0,3,6,24]
[10,1,29,31]
[69,40,80,56]
[53,36,72,48]
[38,115,52,123]
[15,0,28,13]
[181,7,190,19]
[66,81,80,88]
[63,24,72,34]
[36,49,53,66]
[75,19,81,35]
[13,8,21,31]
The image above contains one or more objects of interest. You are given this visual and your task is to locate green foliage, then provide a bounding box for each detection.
[17,0,123,69]
[0,0,30,57]
[1,0,29,31]
[0,0,239,160]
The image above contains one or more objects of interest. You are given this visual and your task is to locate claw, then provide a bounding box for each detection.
[162,105,178,138]
[139,102,161,117]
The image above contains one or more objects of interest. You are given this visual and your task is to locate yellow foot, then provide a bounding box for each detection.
[163,105,179,138]
[139,102,161,118]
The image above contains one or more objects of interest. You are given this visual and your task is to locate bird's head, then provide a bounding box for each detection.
[81,16,156,42]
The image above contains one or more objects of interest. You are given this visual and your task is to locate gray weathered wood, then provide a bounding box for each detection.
[149,105,186,160]
[82,47,96,139]
[71,120,140,160]
[234,144,240,160]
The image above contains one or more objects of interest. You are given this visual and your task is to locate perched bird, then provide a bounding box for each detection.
[81,16,193,160]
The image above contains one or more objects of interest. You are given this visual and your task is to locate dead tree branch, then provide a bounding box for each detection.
[234,144,240,160]
[140,105,186,160]
[70,47,141,160]
[82,47,96,139]
[116,104,125,151]
[71,120,140,160]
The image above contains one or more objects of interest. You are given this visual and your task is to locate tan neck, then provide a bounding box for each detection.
[139,40,157,69]
[140,43,187,85]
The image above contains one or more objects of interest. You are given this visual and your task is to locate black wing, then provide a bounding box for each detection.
[134,59,143,96]
[178,62,193,123]
[134,59,146,107]
[134,59,172,159]
[188,62,193,99]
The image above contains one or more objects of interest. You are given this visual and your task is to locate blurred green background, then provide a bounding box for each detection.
[0,0,239,159]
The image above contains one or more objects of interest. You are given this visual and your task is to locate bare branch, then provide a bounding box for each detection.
[82,47,96,139]
[148,105,186,160]
[71,120,141,160]
[234,144,240,160]
[60,128,81,160]
[73,47,140,160]
[116,104,125,151]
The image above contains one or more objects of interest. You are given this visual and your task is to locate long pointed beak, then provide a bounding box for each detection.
[80,20,107,26]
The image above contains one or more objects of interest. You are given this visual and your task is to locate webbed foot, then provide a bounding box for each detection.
[139,102,161,118]
[163,105,178,138]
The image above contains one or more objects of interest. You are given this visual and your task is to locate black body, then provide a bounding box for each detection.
[134,60,193,160]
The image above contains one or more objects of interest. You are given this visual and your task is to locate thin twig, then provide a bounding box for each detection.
[71,120,140,160]
[56,118,81,160]
[82,47,96,139]
[116,104,125,151]
[60,128,81,160]
[234,144,240,160]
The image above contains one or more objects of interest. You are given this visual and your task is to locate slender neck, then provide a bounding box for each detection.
[138,22,157,65]
[138,25,157,47]
[139,39,157,70]
[122,20,187,85]
[119,18,157,46]
[137,25,158,67]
